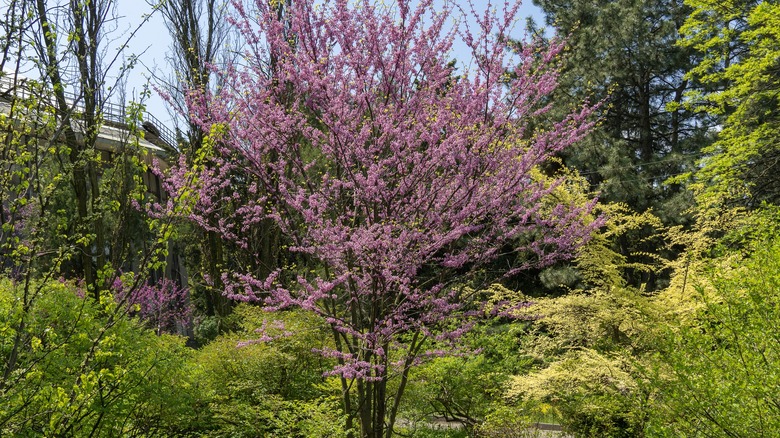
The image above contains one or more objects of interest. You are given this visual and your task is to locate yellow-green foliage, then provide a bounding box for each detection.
[644,207,780,437]
[195,305,334,400]
[192,304,349,437]
[505,286,655,433]
[510,208,780,437]
[495,202,667,437]
[679,0,780,207]
[0,278,199,437]
[575,203,664,290]
[533,201,667,294]
[505,344,648,438]
[516,288,652,359]
[657,206,774,323]
[506,348,637,404]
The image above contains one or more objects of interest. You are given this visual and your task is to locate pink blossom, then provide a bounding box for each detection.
[114,277,192,335]
[155,0,601,434]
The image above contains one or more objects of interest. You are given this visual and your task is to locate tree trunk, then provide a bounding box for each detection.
[36,0,96,293]
[639,73,653,162]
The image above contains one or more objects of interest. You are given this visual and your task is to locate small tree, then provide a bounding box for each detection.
[177,0,599,436]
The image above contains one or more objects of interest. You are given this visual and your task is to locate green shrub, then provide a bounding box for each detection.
[646,224,780,437]
[191,304,349,437]
[0,278,199,436]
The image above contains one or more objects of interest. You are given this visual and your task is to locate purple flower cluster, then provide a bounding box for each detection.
[114,277,192,335]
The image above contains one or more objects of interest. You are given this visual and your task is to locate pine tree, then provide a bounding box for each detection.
[526,0,718,289]
[532,0,713,223]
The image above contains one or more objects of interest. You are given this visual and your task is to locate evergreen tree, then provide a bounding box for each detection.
[532,0,712,223]
[525,0,717,289]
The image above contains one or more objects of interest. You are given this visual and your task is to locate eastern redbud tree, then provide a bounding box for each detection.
[173,0,599,436]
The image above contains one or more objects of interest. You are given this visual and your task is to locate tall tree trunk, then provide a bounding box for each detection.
[639,73,654,162]
[36,0,97,292]
[671,79,688,153]
[74,0,108,297]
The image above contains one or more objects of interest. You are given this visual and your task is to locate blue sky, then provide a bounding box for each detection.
[117,1,546,132]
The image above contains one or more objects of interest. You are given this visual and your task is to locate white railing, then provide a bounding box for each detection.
[0,73,177,151]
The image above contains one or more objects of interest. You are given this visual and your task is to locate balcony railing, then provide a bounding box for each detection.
[0,73,177,152]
